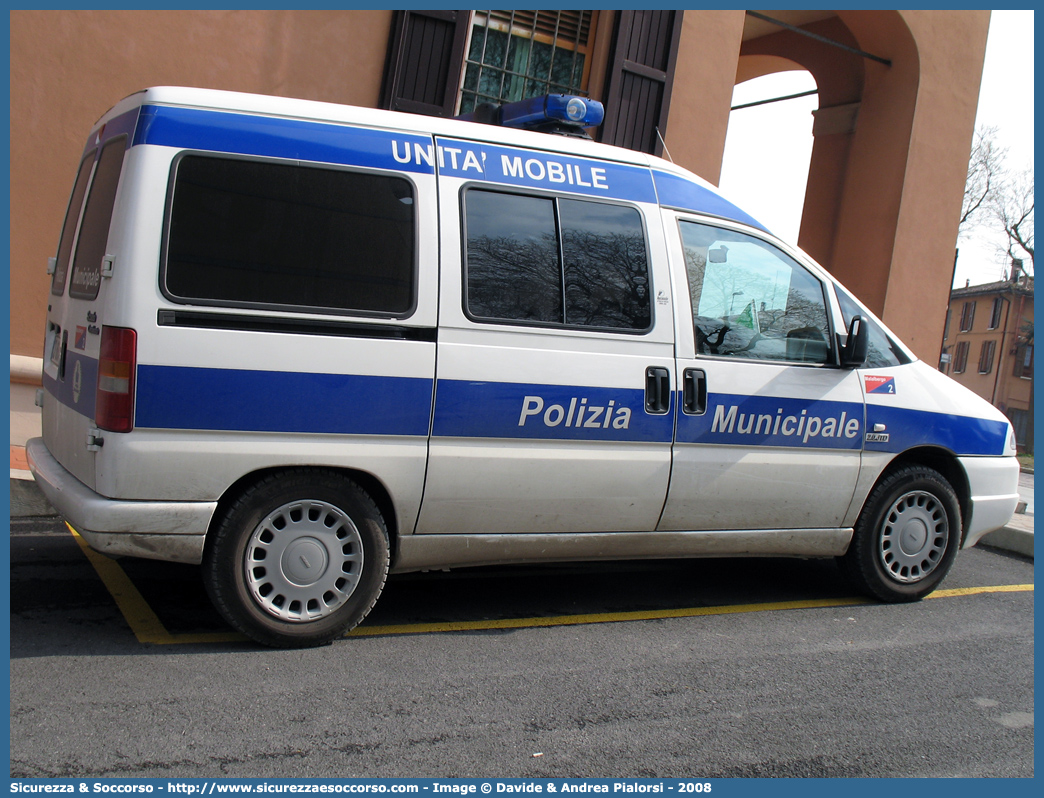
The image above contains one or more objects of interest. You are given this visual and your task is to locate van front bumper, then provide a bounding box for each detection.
[25,437,215,564]
[959,455,1022,549]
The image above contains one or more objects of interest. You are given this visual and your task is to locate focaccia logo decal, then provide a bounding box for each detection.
[864,375,896,395]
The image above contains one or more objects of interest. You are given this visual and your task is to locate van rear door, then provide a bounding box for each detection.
[41,111,138,492]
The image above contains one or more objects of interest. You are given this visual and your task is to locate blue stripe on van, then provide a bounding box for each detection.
[653,171,768,231]
[677,392,864,451]
[132,105,435,175]
[135,365,433,436]
[676,391,1008,456]
[432,379,673,443]
[42,351,98,419]
[122,365,1013,455]
[127,105,773,227]
[433,137,659,205]
[82,108,140,158]
[865,405,1009,457]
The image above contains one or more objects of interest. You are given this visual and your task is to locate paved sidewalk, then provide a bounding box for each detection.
[8,444,1034,559]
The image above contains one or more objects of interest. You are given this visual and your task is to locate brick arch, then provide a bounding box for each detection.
[729,11,988,362]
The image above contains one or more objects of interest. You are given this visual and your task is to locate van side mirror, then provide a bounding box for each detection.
[841,315,869,368]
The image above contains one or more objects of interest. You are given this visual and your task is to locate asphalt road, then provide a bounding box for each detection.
[9,517,1034,779]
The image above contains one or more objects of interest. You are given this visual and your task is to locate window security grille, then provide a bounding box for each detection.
[459,10,595,114]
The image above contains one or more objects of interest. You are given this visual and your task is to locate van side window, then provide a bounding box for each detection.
[679,220,831,364]
[69,137,127,300]
[465,189,651,331]
[164,156,415,316]
[51,152,96,297]
[834,286,910,368]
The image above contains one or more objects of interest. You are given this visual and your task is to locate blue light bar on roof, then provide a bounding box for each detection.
[498,95,605,129]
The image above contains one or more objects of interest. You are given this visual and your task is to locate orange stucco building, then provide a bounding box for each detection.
[9,9,990,444]
[941,267,1035,450]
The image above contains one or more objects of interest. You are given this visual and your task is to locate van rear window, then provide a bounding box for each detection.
[164,156,415,316]
[69,136,127,300]
[51,152,95,296]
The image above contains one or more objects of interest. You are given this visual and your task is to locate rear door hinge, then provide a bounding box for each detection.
[86,428,104,452]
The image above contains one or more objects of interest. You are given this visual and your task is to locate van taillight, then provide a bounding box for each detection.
[96,326,137,433]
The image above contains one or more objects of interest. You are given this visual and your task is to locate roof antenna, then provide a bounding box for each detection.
[655,127,674,163]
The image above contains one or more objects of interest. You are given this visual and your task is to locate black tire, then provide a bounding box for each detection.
[203,469,389,648]
[839,465,962,602]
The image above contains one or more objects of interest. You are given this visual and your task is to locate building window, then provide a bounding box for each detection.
[1007,408,1029,448]
[959,300,976,332]
[989,297,1004,330]
[942,308,951,342]
[1014,343,1034,379]
[459,10,596,114]
[952,340,970,374]
[978,340,997,374]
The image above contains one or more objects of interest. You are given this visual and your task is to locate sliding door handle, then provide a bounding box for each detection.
[645,367,671,414]
[683,368,707,415]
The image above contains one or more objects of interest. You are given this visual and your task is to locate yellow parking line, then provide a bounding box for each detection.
[67,523,245,645]
[67,522,1033,645]
[927,584,1034,599]
[345,597,881,637]
[345,585,1034,638]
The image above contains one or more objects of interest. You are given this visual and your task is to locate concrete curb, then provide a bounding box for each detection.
[8,470,1034,560]
[978,525,1034,558]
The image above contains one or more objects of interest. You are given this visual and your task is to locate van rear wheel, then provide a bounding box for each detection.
[840,465,962,602]
[203,470,389,647]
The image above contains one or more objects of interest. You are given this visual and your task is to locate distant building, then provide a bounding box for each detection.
[940,261,1034,450]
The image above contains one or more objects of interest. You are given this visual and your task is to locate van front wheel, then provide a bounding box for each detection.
[840,465,962,602]
[204,471,389,647]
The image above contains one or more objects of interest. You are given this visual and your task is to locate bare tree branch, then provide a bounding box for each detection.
[960,125,1007,236]
[993,165,1034,273]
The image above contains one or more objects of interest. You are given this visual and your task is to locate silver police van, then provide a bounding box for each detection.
[28,87,1021,647]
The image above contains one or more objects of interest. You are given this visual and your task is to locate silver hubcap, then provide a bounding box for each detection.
[245,500,364,622]
[878,490,949,583]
